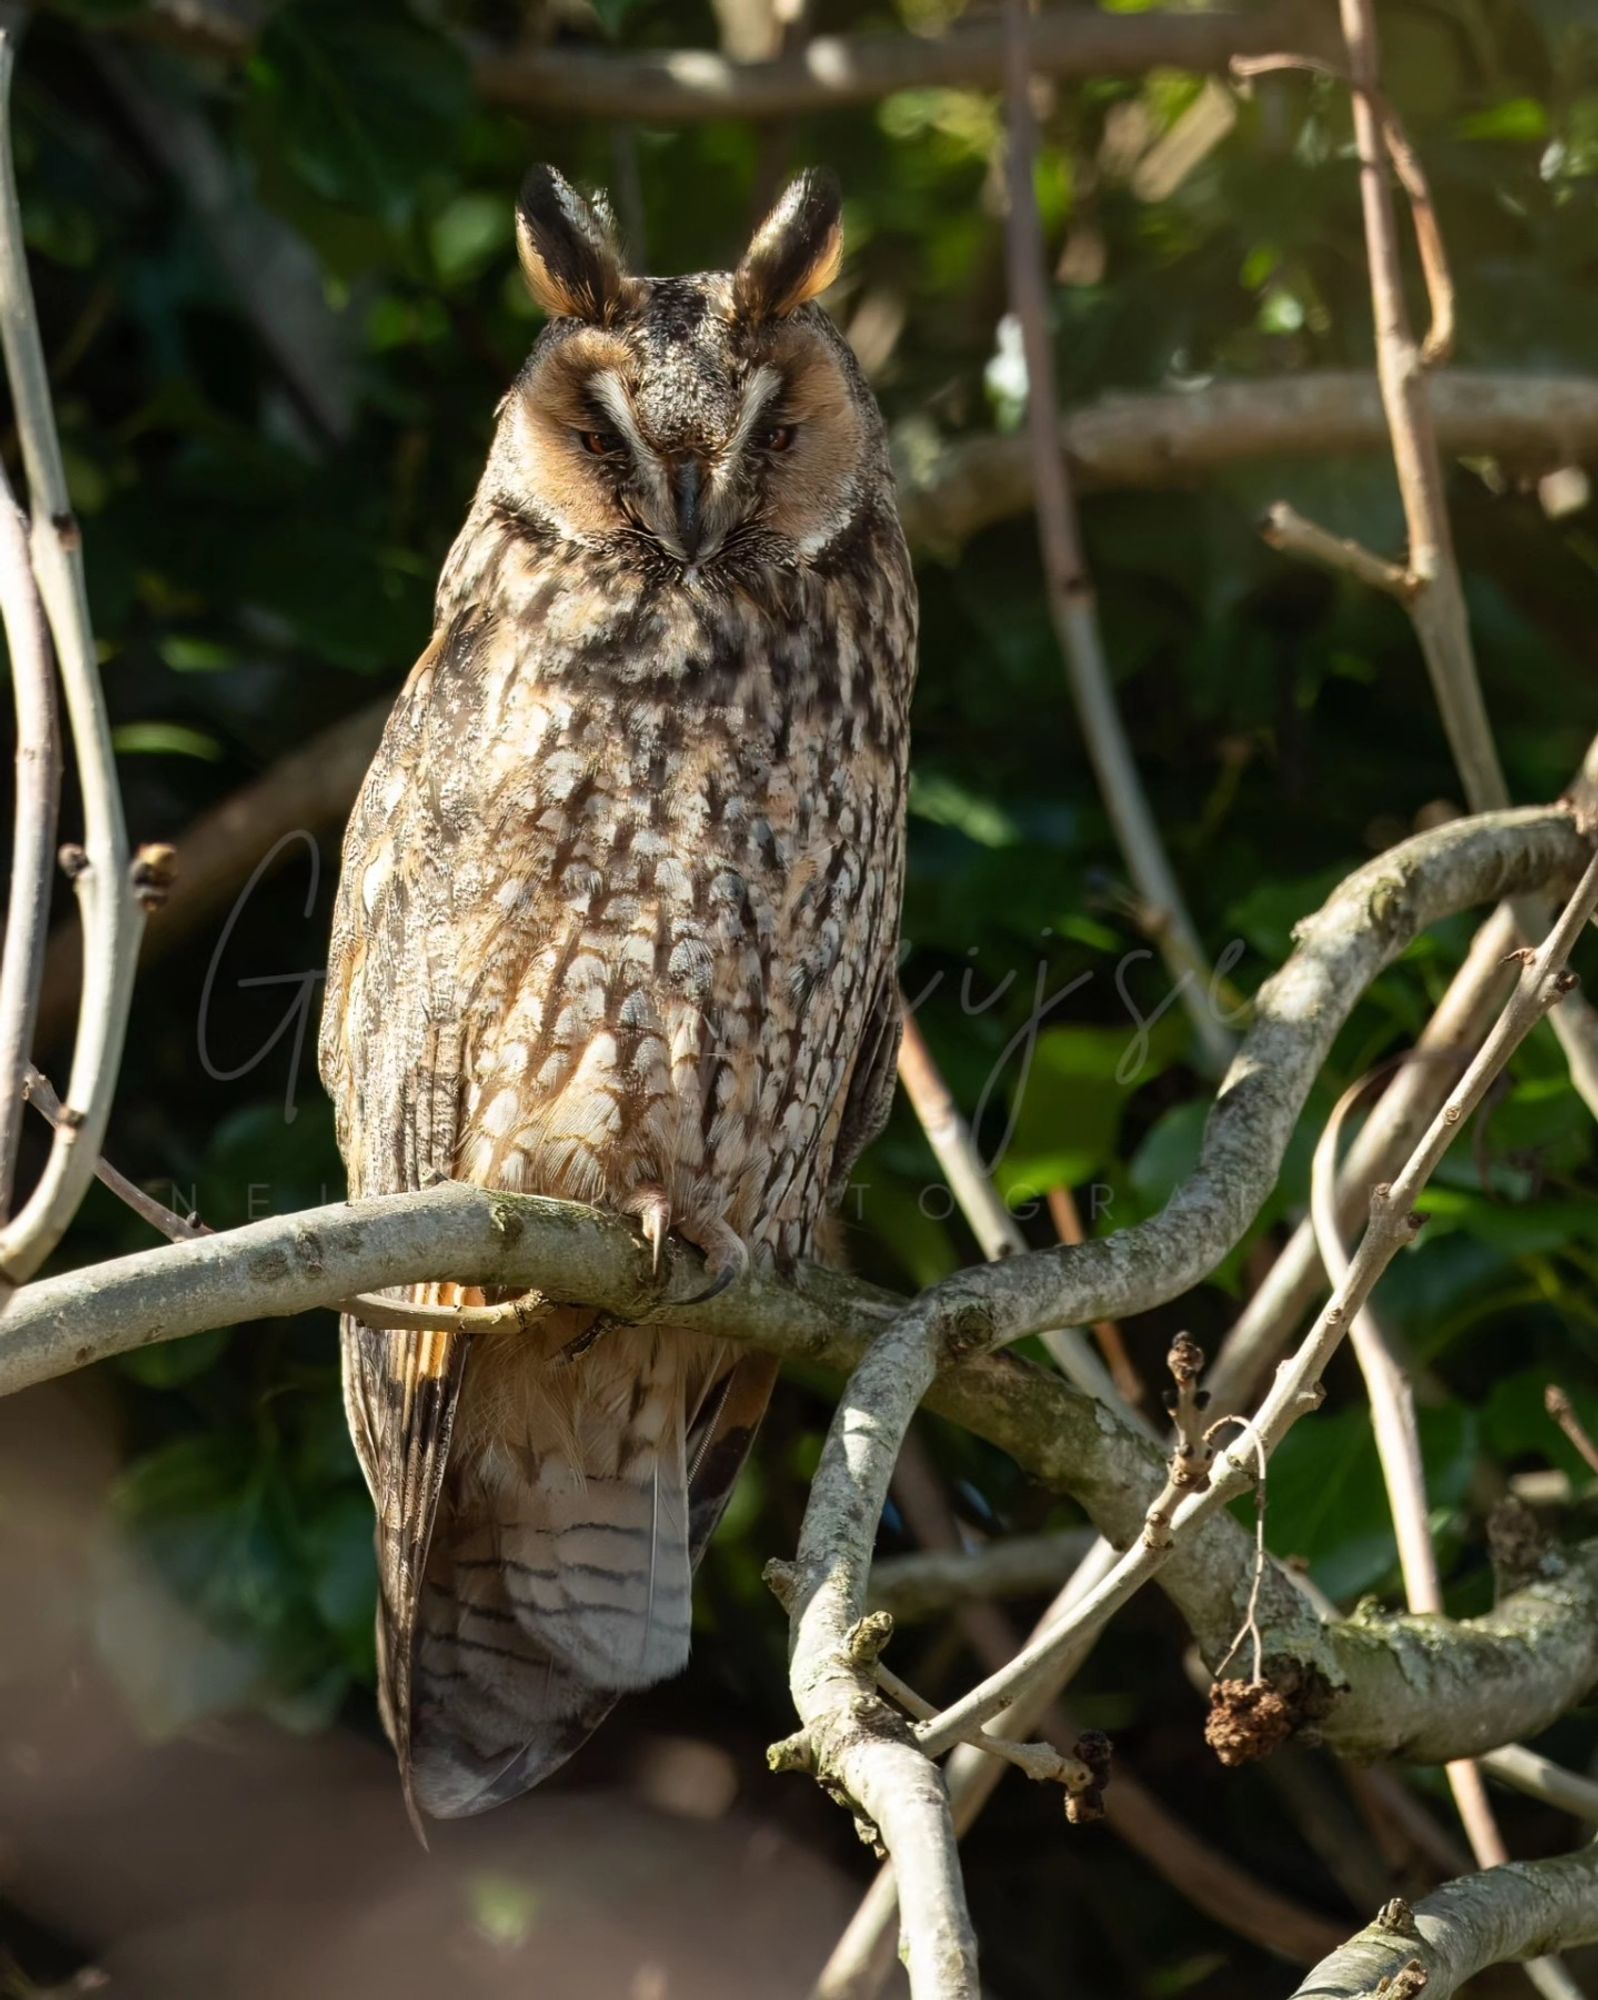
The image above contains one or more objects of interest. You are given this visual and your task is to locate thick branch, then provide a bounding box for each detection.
[5,1165,1597,1765]
[896,370,1598,550]
[70,0,1320,122]
[1290,1849,1598,2000]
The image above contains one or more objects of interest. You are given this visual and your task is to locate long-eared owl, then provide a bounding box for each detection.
[320,166,917,1819]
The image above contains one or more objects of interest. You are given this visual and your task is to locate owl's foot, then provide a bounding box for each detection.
[680,1215,750,1306]
[622,1183,674,1276]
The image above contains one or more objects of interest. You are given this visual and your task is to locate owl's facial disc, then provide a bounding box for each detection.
[506,164,868,568]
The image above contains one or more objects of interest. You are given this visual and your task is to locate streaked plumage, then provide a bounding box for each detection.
[319,166,916,1819]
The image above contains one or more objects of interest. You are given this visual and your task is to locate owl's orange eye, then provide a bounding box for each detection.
[763,423,795,453]
[581,429,623,457]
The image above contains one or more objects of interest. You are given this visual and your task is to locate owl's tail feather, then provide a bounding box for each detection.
[405,1314,728,1820]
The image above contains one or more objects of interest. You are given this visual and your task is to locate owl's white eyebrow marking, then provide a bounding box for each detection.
[724,365,784,460]
[588,369,656,465]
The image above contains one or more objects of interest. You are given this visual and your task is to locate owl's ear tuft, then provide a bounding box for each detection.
[732,169,843,323]
[516,165,638,325]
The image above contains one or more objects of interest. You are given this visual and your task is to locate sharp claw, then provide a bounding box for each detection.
[682,1218,750,1306]
[624,1185,673,1278]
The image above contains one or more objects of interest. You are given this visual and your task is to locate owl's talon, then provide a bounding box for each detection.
[622,1184,673,1278]
[681,1217,750,1306]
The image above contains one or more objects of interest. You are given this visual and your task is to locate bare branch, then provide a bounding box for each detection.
[999,0,1233,1076]
[1480,1746,1598,1825]
[1260,500,1413,599]
[0,459,59,1216]
[1336,0,1499,812]
[0,31,143,1287]
[896,370,1598,551]
[1289,1851,1598,2000]
[23,1064,206,1243]
[1545,1385,1598,1480]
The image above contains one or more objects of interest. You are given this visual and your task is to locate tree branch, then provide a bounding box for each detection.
[0,30,143,1287]
[866,1530,1093,1623]
[1289,1850,1598,2000]
[0,455,60,1216]
[896,370,1598,551]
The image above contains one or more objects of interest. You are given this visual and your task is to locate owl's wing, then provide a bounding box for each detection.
[825,967,903,1211]
[321,626,479,1831]
[686,1348,781,1559]
[342,1304,466,1832]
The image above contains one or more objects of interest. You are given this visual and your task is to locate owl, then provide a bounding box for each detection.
[319,165,917,1821]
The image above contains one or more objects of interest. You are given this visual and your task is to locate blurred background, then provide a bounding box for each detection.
[2,0,1598,1993]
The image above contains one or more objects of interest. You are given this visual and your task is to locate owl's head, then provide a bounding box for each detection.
[487,165,886,574]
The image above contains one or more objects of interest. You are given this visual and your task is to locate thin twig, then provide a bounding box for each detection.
[895,1006,1137,1414]
[1479,1744,1598,1824]
[0,30,143,1289]
[1260,499,1413,599]
[1045,1184,1143,1405]
[1545,1385,1598,1479]
[0,456,59,1217]
[1231,51,1453,364]
[998,0,1233,1076]
[867,1529,1094,1622]
[23,1064,206,1242]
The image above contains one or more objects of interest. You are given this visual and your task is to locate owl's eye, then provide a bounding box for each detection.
[580,429,624,457]
[763,423,796,453]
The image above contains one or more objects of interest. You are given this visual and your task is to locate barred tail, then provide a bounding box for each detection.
[405,1316,719,1819]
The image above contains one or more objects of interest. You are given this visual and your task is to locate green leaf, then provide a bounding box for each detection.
[111,721,224,761]
[1262,1404,1478,1602]
[994,1018,1187,1202]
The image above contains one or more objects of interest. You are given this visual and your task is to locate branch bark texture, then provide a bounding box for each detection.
[1289,1848,1598,2000]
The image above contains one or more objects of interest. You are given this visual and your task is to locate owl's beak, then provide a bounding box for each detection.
[671,456,705,559]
